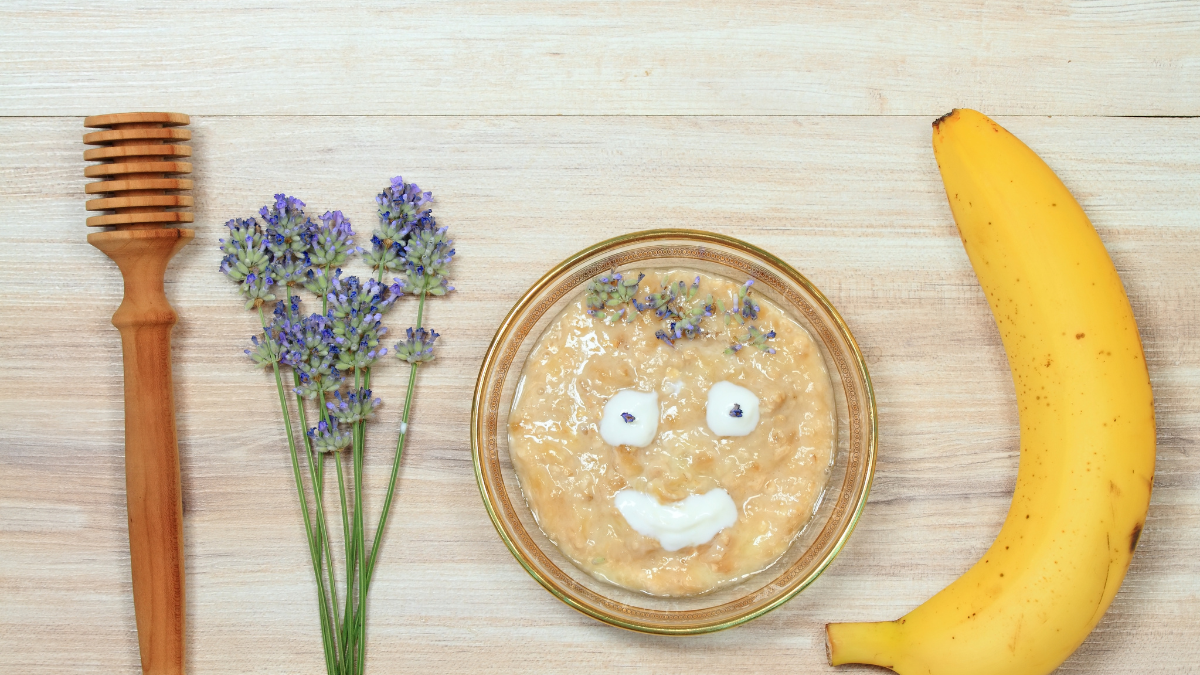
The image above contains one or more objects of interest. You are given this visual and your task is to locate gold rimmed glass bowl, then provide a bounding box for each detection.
[471,229,877,634]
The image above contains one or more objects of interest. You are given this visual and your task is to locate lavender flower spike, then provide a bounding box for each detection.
[290,311,345,400]
[394,327,439,364]
[218,217,277,309]
[261,194,314,258]
[327,275,399,372]
[244,332,281,367]
[326,388,382,424]
[367,177,432,273]
[399,215,455,296]
[308,419,353,453]
[377,176,432,239]
[309,211,361,269]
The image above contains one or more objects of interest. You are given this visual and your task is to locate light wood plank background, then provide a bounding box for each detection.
[2,0,1200,116]
[1,2,1198,674]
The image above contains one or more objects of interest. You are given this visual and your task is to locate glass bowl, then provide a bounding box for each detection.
[471,229,877,634]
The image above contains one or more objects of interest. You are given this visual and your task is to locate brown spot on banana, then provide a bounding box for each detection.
[1008,618,1022,654]
[933,110,958,128]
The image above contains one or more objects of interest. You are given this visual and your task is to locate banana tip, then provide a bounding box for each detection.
[933,109,959,129]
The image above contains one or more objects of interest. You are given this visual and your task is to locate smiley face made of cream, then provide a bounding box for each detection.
[508,269,836,597]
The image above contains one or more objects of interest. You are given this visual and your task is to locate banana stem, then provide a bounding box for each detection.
[825,621,903,671]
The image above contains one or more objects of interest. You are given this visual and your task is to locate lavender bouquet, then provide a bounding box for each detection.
[219,178,452,674]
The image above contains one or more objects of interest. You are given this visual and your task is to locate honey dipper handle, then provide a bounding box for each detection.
[89,227,193,675]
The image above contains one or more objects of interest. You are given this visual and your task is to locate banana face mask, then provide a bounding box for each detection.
[508,269,836,596]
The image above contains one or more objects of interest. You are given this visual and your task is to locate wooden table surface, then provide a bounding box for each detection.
[1,2,1197,673]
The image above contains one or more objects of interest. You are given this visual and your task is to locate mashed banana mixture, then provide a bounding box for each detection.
[508,269,835,596]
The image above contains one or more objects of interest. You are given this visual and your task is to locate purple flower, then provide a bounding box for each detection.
[261,194,314,260]
[326,388,382,424]
[308,418,353,453]
[639,276,712,342]
[259,194,307,228]
[308,210,360,269]
[376,176,432,241]
[328,275,398,372]
[244,332,281,367]
[398,217,455,296]
[725,325,776,356]
[278,306,344,399]
[585,270,644,323]
[393,327,439,364]
[219,217,277,309]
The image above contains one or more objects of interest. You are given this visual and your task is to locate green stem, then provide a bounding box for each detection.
[316,457,345,675]
[344,291,428,648]
[340,270,421,671]
[336,452,355,670]
[366,291,426,586]
[313,269,354,672]
[343,266,389,674]
[288,285,342,666]
[353,404,368,674]
[414,292,426,334]
[315,378,353,672]
[294,374,341,661]
[259,305,336,675]
[322,265,331,315]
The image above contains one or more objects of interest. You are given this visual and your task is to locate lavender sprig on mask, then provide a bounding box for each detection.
[585,270,644,323]
[719,279,759,326]
[726,325,777,355]
[638,275,714,347]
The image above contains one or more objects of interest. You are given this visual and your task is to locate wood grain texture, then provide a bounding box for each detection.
[83,113,195,675]
[1,0,1199,116]
[88,228,192,675]
[0,114,1196,673]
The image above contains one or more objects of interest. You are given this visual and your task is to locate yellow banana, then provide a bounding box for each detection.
[825,109,1155,675]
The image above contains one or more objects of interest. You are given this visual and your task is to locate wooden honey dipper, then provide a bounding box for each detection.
[84,112,193,675]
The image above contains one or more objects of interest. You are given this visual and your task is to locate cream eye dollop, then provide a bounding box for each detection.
[599,389,659,447]
[705,381,760,436]
[614,488,738,552]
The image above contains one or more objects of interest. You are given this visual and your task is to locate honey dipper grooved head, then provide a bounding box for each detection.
[83,112,194,230]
